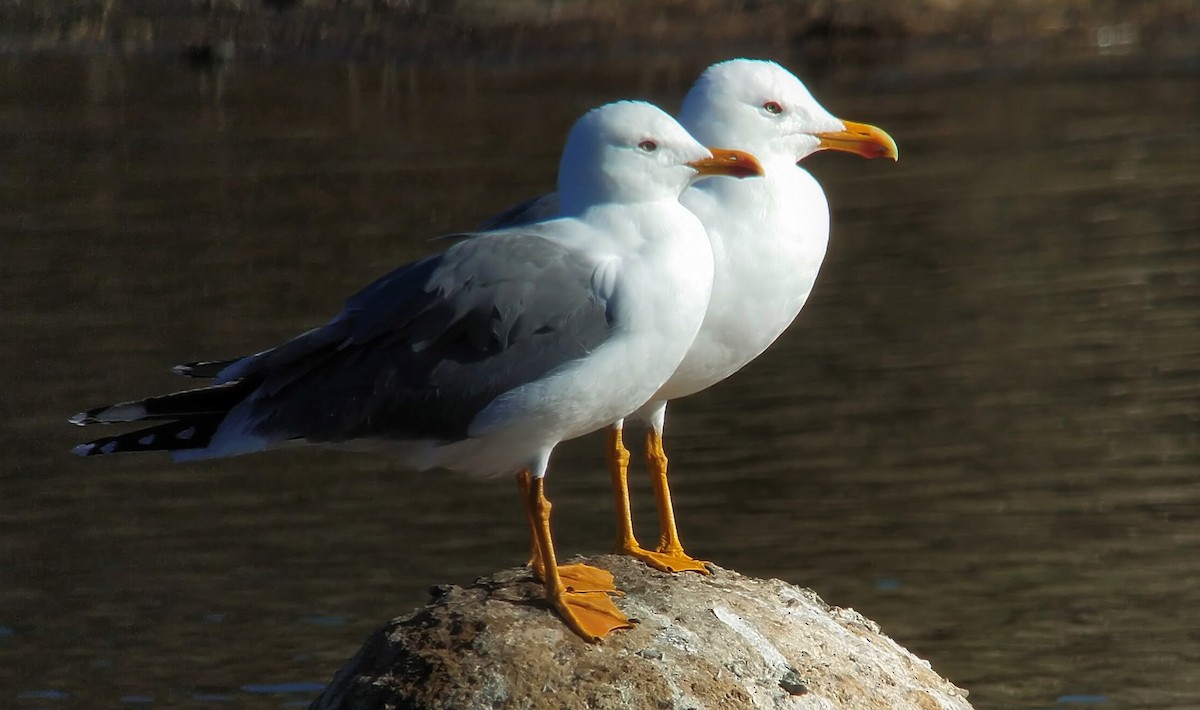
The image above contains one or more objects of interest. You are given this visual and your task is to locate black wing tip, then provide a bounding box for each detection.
[71,439,120,456]
[71,440,119,457]
[66,401,149,426]
[70,418,218,458]
[68,404,119,426]
[171,358,238,379]
[171,360,209,378]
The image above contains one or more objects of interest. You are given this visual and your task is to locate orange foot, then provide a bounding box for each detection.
[550,589,634,642]
[531,562,620,594]
[622,544,711,575]
[560,563,621,593]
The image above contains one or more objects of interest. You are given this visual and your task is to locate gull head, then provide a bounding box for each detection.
[680,59,898,164]
[557,100,763,214]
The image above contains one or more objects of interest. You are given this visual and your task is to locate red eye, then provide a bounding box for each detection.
[638,140,658,152]
[763,101,783,115]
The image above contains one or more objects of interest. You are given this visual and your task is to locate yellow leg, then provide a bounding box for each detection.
[518,470,632,642]
[606,425,709,574]
[519,469,617,594]
[607,425,642,552]
[643,429,710,574]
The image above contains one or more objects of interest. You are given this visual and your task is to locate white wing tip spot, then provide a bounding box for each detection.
[176,427,196,441]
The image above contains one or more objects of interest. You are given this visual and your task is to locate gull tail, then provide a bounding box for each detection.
[69,380,257,458]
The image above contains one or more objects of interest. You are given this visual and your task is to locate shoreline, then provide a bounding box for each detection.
[2,0,1197,65]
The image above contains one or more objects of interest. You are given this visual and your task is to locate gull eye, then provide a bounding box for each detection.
[763,100,783,115]
[638,140,658,153]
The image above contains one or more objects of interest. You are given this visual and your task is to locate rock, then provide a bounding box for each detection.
[312,554,972,710]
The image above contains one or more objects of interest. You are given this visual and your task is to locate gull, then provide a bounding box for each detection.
[482,59,899,574]
[69,100,764,642]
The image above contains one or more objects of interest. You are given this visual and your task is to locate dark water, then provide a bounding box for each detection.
[1,46,1198,709]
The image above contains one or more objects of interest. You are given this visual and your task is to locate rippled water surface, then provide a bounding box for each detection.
[2,47,1198,709]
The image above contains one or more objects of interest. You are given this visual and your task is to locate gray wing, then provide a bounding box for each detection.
[476,193,561,231]
[227,231,615,444]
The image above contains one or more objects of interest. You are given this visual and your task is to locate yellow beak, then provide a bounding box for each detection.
[688,148,765,179]
[816,121,899,161]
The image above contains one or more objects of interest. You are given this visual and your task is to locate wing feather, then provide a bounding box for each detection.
[235,231,615,443]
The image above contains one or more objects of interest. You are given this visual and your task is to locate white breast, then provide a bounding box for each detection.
[652,156,829,403]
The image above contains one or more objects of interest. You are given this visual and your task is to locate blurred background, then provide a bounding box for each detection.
[1,1,1198,708]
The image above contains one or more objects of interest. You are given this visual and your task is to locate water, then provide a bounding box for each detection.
[1,48,1198,709]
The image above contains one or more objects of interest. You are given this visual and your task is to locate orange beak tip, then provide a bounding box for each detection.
[817,120,899,161]
[689,148,765,179]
